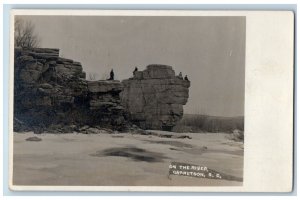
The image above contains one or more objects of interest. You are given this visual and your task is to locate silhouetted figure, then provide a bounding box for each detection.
[178,72,183,79]
[184,75,189,81]
[109,69,114,80]
[133,66,138,76]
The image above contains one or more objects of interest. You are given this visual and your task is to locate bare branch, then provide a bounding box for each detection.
[14,17,40,48]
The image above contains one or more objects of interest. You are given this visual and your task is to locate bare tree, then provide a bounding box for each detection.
[14,17,40,48]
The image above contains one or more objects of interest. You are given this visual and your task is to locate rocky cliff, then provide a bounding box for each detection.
[14,48,190,133]
[121,65,190,130]
[14,48,127,132]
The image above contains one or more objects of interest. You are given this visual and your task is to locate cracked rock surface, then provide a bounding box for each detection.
[121,64,190,130]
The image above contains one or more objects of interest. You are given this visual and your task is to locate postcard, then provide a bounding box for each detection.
[9,10,294,192]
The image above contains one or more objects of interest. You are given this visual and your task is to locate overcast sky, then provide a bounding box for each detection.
[19,15,246,117]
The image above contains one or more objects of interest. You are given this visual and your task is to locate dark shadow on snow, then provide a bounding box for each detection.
[90,147,168,162]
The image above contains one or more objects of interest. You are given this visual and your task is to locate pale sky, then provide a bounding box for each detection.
[18,15,246,117]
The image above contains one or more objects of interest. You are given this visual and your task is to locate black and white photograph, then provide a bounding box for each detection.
[8,10,294,192]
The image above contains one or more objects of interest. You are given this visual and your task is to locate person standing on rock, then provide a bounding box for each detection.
[109,69,114,80]
[184,75,189,81]
[133,67,138,77]
[178,72,183,79]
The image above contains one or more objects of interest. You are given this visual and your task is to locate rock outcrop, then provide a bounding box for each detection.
[14,48,127,132]
[14,48,190,133]
[121,65,190,130]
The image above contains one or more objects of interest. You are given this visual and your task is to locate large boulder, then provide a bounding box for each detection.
[121,64,190,130]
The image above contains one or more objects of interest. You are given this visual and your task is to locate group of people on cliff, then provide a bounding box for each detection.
[107,67,189,81]
[178,71,189,81]
[133,67,189,81]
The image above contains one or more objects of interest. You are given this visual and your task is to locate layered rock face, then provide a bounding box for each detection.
[86,80,127,128]
[14,48,190,132]
[121,65,190,130]
[14,48,127,132]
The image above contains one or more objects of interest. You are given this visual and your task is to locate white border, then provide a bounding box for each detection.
[8,9,294,192]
